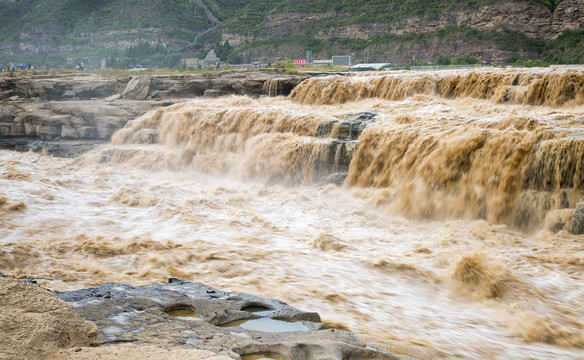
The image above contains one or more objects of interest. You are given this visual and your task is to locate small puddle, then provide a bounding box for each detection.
[166,309,202,321]
[241,353,286,360]
[220,318,309,332]
[241,305,273,316]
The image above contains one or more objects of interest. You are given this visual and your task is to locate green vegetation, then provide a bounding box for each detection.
[510,58,550,67]
[0,0,580,69]
[436,55,451,65]
[451,54,480,65]
[237,34,368,54]
[216,0,569,65]
[543,29,584,64]
[222,0,279,34]
[212,41,242,63]
[202,0,252,21]
[0,0,212,37]
[108,43,184,69]
[529,0,563,10]
[434,26,544,53]
[0,0,214,68]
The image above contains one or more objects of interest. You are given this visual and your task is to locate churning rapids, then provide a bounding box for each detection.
[1,67,584,359]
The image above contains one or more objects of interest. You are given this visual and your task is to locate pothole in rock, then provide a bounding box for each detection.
[220,318,309,332]
[241,304,273,316]
[241,353,286,360]
[165,308,202,321]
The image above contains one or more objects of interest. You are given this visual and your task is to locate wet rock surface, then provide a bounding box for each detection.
[0,99,160,156]
[263,78,308,96]
[337,111,378,140]
[55,279,401,360]
[313,111,377,183]
[569,202,584,234]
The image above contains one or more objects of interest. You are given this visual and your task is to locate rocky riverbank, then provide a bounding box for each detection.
[0,69,363,185]
[0,276,403,360]
[0,70,308,157]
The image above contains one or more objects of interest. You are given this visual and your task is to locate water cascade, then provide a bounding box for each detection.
[2,67,584,360]
[96,68,584,232]
[88,97,370,185]
[290,68,584,107]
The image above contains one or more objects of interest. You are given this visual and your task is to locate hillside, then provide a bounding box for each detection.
[217,0,584,64]
[0,0,215,67]
[0,0,583,67]
[0,0,214,46]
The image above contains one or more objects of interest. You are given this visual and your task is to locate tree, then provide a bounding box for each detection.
[452,54,479,65]
[436,55,451,65]
[163,53,183,68]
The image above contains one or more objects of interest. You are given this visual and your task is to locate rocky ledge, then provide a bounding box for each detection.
[0,70,309,157]
[0,70,308,102]
[121,69,308,100]
[0,276,403,360]
[0,98,162,157]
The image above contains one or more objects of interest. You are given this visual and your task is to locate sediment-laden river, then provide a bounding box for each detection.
[1,67,584,359]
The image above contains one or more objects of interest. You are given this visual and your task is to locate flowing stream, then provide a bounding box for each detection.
[1,67,584,359]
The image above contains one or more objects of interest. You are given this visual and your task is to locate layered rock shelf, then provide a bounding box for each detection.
[0,70,310,157]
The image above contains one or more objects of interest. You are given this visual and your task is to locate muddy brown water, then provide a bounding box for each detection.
[1,67,584,359]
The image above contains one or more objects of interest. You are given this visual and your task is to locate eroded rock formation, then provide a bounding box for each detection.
[0,277,402,360]
[54,279,399,360]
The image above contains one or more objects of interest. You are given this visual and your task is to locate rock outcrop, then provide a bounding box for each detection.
[0,70,310,157]
[0,70,308,102]
[55,279,401,360]
[0,99,160,156]
[0,74,120,101]
[545,202,584,234]
[313,111,377,184]
[122,70,309,100]
[0,278,100,360]
[122,77,152,100]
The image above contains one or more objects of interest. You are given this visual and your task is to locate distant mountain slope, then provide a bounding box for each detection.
[0,0,582,67]
[218,0,583,64]
[0,0,213,52]
[202,0,252,21]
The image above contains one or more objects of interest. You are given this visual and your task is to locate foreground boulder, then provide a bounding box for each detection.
[56,279,402,360]
[122,77,152,100]
[0,278,99,360]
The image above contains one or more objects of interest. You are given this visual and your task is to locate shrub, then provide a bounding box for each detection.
[436,55,451,65]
